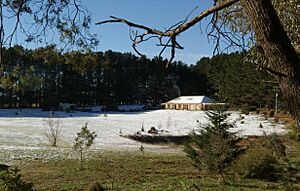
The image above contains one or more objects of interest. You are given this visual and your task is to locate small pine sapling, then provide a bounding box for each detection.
[73,123,97,164]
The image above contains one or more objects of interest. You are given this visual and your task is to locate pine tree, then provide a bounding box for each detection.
[185,107,243,181]
[73,123,97,164]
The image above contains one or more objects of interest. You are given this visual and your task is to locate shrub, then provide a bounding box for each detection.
[44,113,61,147]
[264,134,286,159]
[281,162,298,191]
[269,109,275,117]
[255,108,260,114]
[249,106,257,112]
[262,111,268,116]
[287,123,297,140]
[241,104,250,115]
[0,168,33,191]
[184,108,244,181]
[235,134,286,180]
[235,147,278,179]
[280,110,287,115]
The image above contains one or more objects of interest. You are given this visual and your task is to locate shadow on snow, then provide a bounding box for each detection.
[0,108,150,118]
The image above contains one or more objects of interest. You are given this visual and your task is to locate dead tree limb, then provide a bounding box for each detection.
[96,0,240,66]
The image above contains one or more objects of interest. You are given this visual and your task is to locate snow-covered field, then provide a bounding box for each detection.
[0,108,286,162]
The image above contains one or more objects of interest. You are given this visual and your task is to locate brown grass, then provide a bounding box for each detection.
[16,143,300,191]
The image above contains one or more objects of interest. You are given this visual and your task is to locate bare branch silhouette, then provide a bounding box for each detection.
[96,0,239,66]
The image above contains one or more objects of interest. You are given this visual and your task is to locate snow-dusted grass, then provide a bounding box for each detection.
[0,108,286,161]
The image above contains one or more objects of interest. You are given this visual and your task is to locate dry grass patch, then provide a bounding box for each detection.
[15,146,300,190]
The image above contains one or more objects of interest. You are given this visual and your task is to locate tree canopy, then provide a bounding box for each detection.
[0,0,98,66]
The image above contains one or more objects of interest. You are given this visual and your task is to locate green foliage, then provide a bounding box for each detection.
[287,123,298,140]
[219,0,299,48]
[264,134,287,160]
[281,160,299,191]
[241,104,250,115]
[0,46,211,109]
[42,96,59,111]
[73,123,97,163]
[235,146,278,179]
[0,47,283,111]
[194,52,277,108]
[0,168,33,191]
[235,134,286,180]
[184,108,243,179]
[272,0,300,46]
[0,1,96,51]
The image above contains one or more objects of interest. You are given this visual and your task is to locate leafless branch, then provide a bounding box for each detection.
[260,66,288,78]
[206,1,247,55]
[96,0,240,66]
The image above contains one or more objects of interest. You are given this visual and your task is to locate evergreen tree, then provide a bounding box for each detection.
[185,107,243,180]
[73,123,97,164]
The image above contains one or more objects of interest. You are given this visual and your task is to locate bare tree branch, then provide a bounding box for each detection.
[260,66,288,78]
[97,16,165,36]
[96,0,240,66]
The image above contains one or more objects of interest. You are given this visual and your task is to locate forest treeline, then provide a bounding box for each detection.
[0,45,279,110]
[194,53,280,110]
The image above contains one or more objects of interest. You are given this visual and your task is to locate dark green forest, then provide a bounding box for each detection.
[0,45,279,110]
[194,53,280,109]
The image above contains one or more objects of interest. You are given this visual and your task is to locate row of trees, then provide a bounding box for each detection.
[194,52,279,109]
[0,45,279,110]
[0,45,210,109]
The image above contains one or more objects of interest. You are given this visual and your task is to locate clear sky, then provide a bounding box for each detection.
[85,0,216,65]
[6,1,218,65]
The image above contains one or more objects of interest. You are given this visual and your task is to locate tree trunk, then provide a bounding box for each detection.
[241,0,300,139]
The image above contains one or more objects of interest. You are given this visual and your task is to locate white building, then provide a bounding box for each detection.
[163,96,223,110]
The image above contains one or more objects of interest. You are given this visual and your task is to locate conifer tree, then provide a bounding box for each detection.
[185,107,243,180]
[73,123,97,164]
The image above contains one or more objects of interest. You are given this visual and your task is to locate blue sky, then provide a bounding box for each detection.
[85,0,216,65]
[7,1,219,65]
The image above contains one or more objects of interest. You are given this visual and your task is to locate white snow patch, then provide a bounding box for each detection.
[0,109,286,158]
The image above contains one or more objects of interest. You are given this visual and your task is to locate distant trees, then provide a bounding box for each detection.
[194,52,278,109]
[0,45,282,110]
[0,45,212,109]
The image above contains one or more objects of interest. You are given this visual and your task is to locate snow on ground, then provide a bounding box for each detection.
[0,108,286,161]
